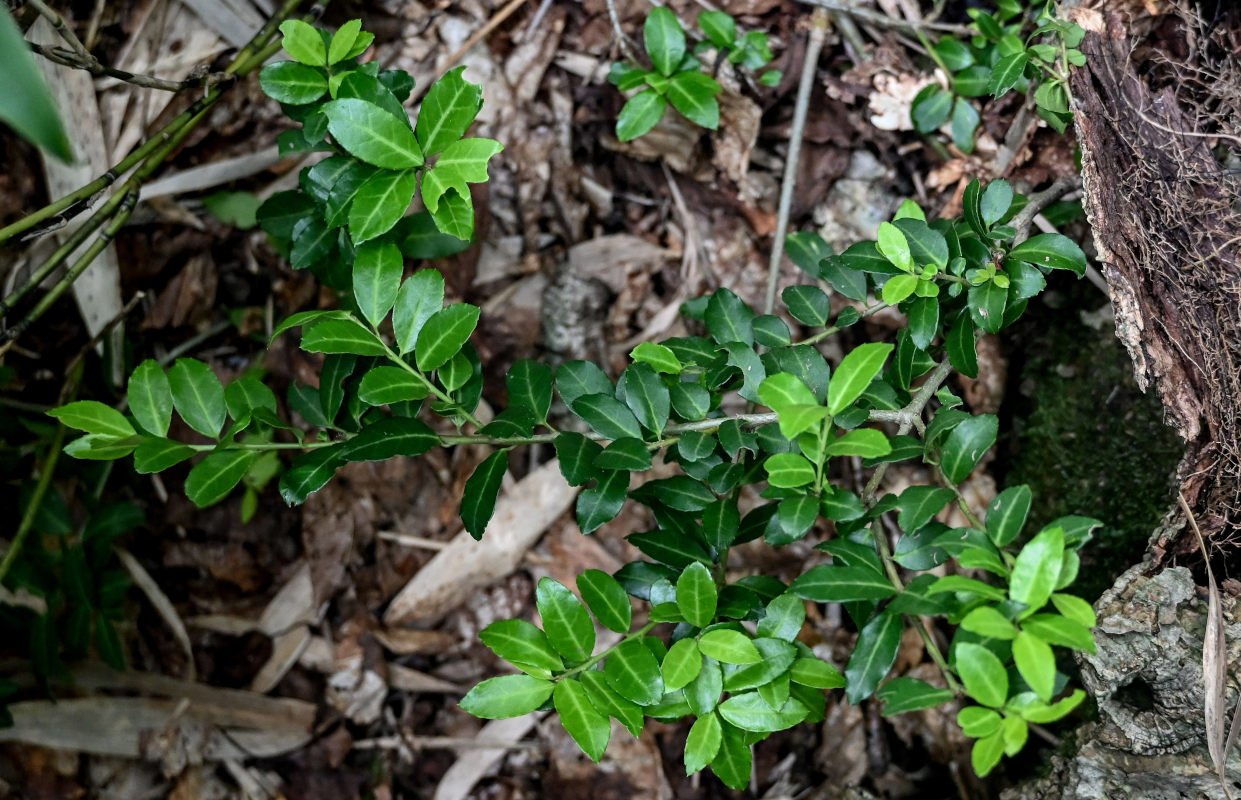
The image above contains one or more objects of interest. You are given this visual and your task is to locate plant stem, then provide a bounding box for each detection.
[0,423,66,585]
[378,341,485,430]
[765,8,828,316]
[559,622,658,680]
[862,359,953,506]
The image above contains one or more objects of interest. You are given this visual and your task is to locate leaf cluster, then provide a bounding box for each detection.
[911,0,1086,151]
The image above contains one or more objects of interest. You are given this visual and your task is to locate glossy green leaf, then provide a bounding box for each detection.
[823,428,891,458]
[462,450,508,540]
[1007,233,1088,276]
[605,638,664,705]
[956,642,1008,707]
[710,721,752,790]
[1050,594,1097,629]
[788,657,845,689]
[358,366,428,405]
[986,485,1032,547]
[169,359,227,438]
[185,450,256,507]
[324,98,424,169]
[348,167,419,244]
[1009,526,1064,614]
[630,342,683,374]
[828,342,892,414]
[571,393,643,441]
[972,730,1005,776]
[279,19,326,65]
[302,318,389,357]
[429,188,475,240]
[927,574,1007,601]
[1013,630,1055,701]
[353,241,403,326]
[677,562,718,628]
[617,362,670,436]
[781,285,830,327]
[790,565,898,603]
[723,638,797,692]
[460,674,554,718]
[686,658,724,716]
[967,280,1007,334]
[698,9,737,48]
[340,416,439,461]
[48,401,134,438]
[577,467,629,534]
[224,376,278,423]
[897,486,956,532]
[845,611,902,703]
[988,52,1028,97]
[616,90,666,141]
[133,439,195,474]
[556,361,613,406]
[684,711,722,775]
[662,638,703,691]
[415,66,483,157]
[906,295,939,350]
[554,433,603,486]
[479,619,563,674]
[279,446,345,505]
[391,270,445,355]
[506,360,553,424]
[940,414,998,483]
[960,606,1017,640]
[667,71,720,129]
[577,569,632,634]
[1022,612,1095,653]
[415,304,480,371]
[537,578,595,662]
[0,12,71,160]
[697,629,761,664]
[718,693,808,733]
[554,679,611,761]
[645,6,686,76]
[882,273,919,306]
[764,453,815,488]
[259,61,327,104]
[421,137,504,215]
[980,180,1014,226]
[705,288,755,346]
[877,676,954,715]
[580,670,644,737]
[757,594,805,642]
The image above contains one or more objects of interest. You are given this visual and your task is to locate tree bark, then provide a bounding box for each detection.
[1007,3,1241,797]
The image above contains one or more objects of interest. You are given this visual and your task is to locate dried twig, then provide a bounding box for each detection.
[795,0,970,36]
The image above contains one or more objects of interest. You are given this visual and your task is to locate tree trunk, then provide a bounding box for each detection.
[1007,3,1241,797]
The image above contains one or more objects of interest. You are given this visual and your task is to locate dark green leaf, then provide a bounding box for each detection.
[892,218,949,269]
[988,53,1028,97]
[185,450,257,507]
[324,98,424,169]
[911,85,952,132]
[415,66,483,157]
[705,288,755,346]
[877,676,955,715]
[791,565,898,603]
[940,414,998,483]
[645,6,687,76]
[947,312,978,378]
[571,393,643,441]
[845,611,902,703]
[348,167,420,244]
[752,315,791,347]
[616,90,666,141]
[416,304,480,371]
[554,432,604,486]
[0,12,72,160]
[577,569,632,634]
[580,670,644,737]
[617,362,670,436]
[341,416,439,461]
[906,295,939,350]
[538,577,596,662]
[953,65,992,97]
[169,358,226,438]
[718,693,808,733]
[897,486,955,532]
[279,445,346,504]
[462,450,508,540]
[667,71,720,128]
[782,285,830,326]
[594,437,652,471]
[133,439,195,474]
[951,96,981,153]
[557,361,613,406]
[710,721,752,790]
[605,638,664,705]
[967,280,1007,334]
[554,679,611,761]
[986,485,1031,546]
[698,9,737,48]
[506,360,553,424]
[1007,233,1088,276]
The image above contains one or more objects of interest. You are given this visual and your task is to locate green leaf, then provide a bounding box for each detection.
[358,366,428,405]
[988,52,1028,97]
[956,642,1008,707]
[911,84,953,133]
[169,359,226,438]
[877,221,913,272]
[882,274,918,306]
[279,446,345,504]
[462,450,508,540]
[348,167,420,244]
[225,376,277,423]
[960,606,1018,640]
[897,486,955,532]
[259,60,328,104]
[958,705,1002,737]
[323,98,424,169]
[577,569,632,634]
[986,485,1031,547]
[967,280,1007,334]
[723,638,797,692]
[677,562,718,628]
[415,304,480,371]
[48,401,134,438]
[480,619,563,674]
[554,679,611,761]
[327,19,362,64]
[951,96,981,153]
[506,360,553,424]
[1017,688,1086,724]
[630,342,683,374]
[718,693,808,733]
[537,578,595,662]
[927,574,1007,601]
[554,433,603,486]
[340,416,439,461]
[645,6,687,76]
[906,295,939,350]
[980,180,1014,226]
[1051,594,1097,629]
[399,212,470,259]
[764,453,815,489]
[953,65,992,97]
[571,393,643,441]
[972,730,1006,777]
[892,218,949,269]
[617,362,670,436]
[940,414,997,483]
[782,285,831,327]
[415,66,483,157]
[580,670,644,737]
[556,361,613,406]
[422,137,504,215]
[1013,630,1055,701]
[823,428,891,458]
[667,71,720,128]
[460,674,554,718]
[577,467,629,533]
[698,9,737,48]
[1007,233,1088,276]
[757,594,805,642]
[789,657,845,689]
[845,611,902,703]
[705,288,755,346]
[710,721,752,789]
[393,270,445,355]
[353,241,404,326]
[947,312,978,378]
[133,439,195,474]
[289,216,334,271]
[877,676,954,715]
[662,638,704,691]
[616,90,666,141]
[302,318,389,357]
[185,450,256,507]
[1009,526,1065,614]
[697,629,761,664]
[428,188,475,240]
[1002,715,1029,756]
[827,342,892,415]
[686,658,723,716]
[595,437,651,471]
[605,638,664,705]
[0,12,72,160]
[684,711,722,775]
[791,565,898,603]
[279,19,326,65]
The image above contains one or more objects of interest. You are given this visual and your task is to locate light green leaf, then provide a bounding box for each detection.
[421,137,504,215]
[705,288,755,346]
[877,221,913,271]
[323,98,424,169]
[827,342,893,415]
[48,401,134,438]
[677,562,718,628]
[460,674,554,718]
[897,486,956,532]
[757,594,805,642]
[169,358,226,438]
[353,241,404,326]
[429,187,475,240]
[415,304,481,371]
[764,453,815,488]
[988,52,1028,97]
[185,450,257,507]
[956,642,1008,708]
[1009,526,1065,614]
[630,342,683,374]
[662,638,703,691]
[554,679,611,761]
[339,417,439,461]
[537,577,595,662]
[279,19,326,65]
[789,657,845,689]
[1021,613,1095,653]
[327,19,362,65]
[358,366,428,405]
[133,439,195,474]
[462,450,508,540]
[960,606,1017,640]
[684,711,722,775]
[644,6,686,77]
[1050,594,1097,629]
[972,730,1005,776]
[479,619,563,674]
[823,428,891,458]
[605,638,664,705]
[1013,630,1055,701]
[616,90,666,141]
[302,318,389,357]
[0,12,71,160]
[415,66,483,157]
[697,629,761,665]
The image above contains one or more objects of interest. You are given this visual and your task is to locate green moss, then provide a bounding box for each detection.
[1000,279,1183,601]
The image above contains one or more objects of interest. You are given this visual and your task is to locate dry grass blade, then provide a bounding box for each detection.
[1179,492,1231,795]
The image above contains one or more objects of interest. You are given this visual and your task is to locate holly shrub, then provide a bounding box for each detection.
[48,20,1100,787]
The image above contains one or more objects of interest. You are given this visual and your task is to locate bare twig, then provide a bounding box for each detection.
[1010,175,1080,243]
[765,8,828,315]
[795,0,970,36]
[606,0,639,61]
[27,40,228,92]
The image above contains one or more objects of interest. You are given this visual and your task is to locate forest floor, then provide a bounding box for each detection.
[0,1,1182,798]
